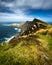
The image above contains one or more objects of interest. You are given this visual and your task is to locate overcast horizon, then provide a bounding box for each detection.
[0,0,52,22]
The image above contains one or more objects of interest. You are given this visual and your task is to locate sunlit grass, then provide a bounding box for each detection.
[0,27,52,65]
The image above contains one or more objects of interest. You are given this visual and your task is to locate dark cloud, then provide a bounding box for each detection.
[0,0,52,10]
[0,8,14,13]
[0,0,52,22]
[1,0,14,2]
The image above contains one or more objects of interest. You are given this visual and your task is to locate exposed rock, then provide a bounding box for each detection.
[19,18,47,36]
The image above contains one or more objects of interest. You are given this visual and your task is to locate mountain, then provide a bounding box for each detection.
[9,18,52,46]
[0,18,52,65]
[16,18,50,36]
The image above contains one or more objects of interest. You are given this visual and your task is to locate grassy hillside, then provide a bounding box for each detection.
[0,27,52,65]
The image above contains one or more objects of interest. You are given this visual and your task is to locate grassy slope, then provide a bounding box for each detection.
[0,27,52,65]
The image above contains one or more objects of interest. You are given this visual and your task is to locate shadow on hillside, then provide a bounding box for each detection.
[9,34,39,47]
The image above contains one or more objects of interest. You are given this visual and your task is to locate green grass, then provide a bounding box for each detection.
[0,28,52,65]
[39,34,52,50]
[0,43,37,65]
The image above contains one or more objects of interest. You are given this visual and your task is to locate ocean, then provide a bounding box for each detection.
[0,22,52,43]
[0,22,21,43]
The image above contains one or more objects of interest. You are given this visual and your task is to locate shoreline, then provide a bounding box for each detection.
[5,36,15,43]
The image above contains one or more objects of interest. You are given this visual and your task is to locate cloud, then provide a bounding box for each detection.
[0,12,52,22]
[0,0,52,22]
[1,0,52,9]
[0,12,34,22]
[1,0,14,2]
[0,0,52,14]
[26,0,52,9]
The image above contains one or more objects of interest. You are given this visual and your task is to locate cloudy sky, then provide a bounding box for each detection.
[0,0,52,22]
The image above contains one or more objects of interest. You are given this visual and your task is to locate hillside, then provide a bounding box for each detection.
[0,19,52,65]
[16,18,51,36]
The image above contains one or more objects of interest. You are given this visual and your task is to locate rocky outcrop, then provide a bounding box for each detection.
[19,18,47,36]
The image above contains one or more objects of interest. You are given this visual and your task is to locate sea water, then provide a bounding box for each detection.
[0,22,21,43]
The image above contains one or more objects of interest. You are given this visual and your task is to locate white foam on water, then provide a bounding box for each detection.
[5,36,14,42]
[18,29,21,32]
[14,28,18,30]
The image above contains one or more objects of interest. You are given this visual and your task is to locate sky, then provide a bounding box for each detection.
[0,0,52,22]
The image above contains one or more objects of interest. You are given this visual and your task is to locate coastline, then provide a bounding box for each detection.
[5,36,15,43]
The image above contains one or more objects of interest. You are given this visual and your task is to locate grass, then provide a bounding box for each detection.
[0,43,37,65]
[0,28,52,65]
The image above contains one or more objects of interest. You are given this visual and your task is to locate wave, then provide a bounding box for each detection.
[14,28,18,30]
[5,36,14,42]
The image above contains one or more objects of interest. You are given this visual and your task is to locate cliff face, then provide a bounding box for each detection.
[17,18,48,36]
